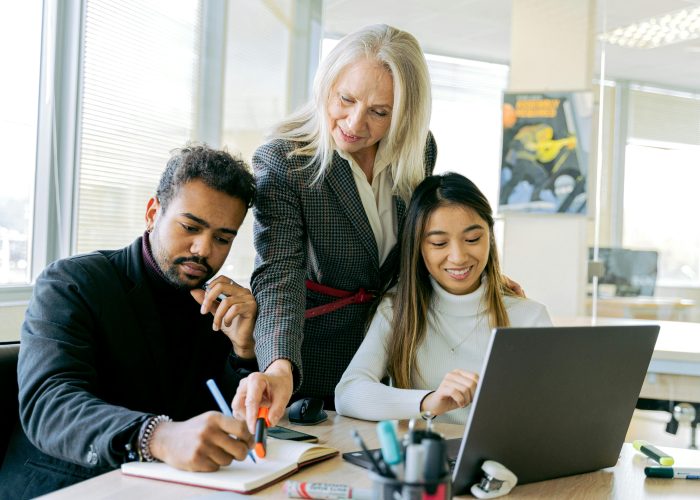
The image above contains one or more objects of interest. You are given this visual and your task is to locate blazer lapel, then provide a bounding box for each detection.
[378,194,407,278]
[325,154,380,269]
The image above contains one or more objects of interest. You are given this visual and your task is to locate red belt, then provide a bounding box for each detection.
[304,279,376,319]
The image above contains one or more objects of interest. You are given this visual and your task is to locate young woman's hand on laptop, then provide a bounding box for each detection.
[420,369,479,416]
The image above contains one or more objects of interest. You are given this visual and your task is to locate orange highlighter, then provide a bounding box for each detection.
[255,407,271,458]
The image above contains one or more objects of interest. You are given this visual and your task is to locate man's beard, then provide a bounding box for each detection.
[164,255,214,289]
[152,240,213,289]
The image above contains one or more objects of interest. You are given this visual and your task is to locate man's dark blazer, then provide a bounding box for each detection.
[0,238,246,499]
[251,134,437,402]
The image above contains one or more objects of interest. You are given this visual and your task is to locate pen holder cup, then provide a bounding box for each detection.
[370,472,452,500]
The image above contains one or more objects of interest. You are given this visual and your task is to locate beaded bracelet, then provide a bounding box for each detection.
[138,414,172,462]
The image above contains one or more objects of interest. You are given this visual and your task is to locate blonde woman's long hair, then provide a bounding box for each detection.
[387,173,518,389]
[270,24,432,201]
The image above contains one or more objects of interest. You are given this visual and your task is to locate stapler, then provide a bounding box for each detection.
[470,460,518,499]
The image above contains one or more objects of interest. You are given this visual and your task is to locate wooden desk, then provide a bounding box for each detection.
[41,412,700,499]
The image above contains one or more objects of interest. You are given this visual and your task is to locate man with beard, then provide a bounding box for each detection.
[0,145,258,498]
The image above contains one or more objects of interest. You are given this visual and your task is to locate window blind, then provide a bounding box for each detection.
[427,54,509,101]
[76,0,201,253]
[628,87,700,147]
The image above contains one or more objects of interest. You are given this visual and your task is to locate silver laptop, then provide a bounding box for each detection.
[451,325,659,494]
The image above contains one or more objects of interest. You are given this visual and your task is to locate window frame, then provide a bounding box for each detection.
[0,0,84,305]
[0,0,240,303]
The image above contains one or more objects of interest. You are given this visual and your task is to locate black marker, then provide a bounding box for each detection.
[645,466,700,479]
[422,437,447,494]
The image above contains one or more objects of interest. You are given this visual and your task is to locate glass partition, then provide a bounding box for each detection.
[595,0,700,449]
[592,1,700,324]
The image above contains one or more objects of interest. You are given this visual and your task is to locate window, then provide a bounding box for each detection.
[621,87,700,287]
[427,54,508,207]
[623,142,700,285]
[220,0,295,285]
[76,0,201,254]
[0,2,42,285]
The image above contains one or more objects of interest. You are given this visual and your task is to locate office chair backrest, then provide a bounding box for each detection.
[0,342,20,464]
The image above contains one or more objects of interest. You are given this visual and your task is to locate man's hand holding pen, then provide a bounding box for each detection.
[191,275,257,359]
[149,412,253,472]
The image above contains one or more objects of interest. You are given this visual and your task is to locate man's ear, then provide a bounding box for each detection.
[145,196,161,232]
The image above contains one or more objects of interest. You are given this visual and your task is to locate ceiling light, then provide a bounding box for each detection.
[599,6,700,48]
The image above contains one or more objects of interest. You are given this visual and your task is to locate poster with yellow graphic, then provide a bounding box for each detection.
[499,92,592,214]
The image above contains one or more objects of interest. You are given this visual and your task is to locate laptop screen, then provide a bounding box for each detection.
[451,325,658,495]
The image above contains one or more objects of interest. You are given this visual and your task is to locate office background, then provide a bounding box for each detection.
[1,0,699,340]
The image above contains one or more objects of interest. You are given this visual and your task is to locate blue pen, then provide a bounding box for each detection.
[205,379,256,463]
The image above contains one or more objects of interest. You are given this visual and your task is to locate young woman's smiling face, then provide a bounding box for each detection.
[420,204,490,295]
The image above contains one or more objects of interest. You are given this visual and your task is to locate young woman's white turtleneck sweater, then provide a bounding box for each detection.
[334,279,552,424]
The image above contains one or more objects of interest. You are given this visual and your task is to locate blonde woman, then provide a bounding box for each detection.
[335,173,551,424]
[233,24,436,431]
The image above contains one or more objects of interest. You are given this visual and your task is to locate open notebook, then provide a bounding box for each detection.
[121,437,338,493]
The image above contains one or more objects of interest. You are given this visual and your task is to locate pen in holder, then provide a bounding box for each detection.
[357,420,453,500]
[370,470,452,500]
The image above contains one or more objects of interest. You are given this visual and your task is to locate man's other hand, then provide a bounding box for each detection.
[191,276,257,358]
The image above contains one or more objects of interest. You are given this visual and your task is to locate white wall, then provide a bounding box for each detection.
[501,0,596,317]
[501,215,587,316]
[0,303,26,342]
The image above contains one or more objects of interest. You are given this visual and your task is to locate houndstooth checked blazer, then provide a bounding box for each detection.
[251,133,437,402]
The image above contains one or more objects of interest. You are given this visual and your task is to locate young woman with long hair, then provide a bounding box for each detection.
[335,172,552,424]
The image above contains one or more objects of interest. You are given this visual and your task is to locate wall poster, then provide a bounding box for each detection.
[499,91,592,214]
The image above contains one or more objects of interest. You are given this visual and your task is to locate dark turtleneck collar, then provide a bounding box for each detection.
[141,230,192,298]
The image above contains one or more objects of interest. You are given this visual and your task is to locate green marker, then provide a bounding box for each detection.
[633,440,674,466]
